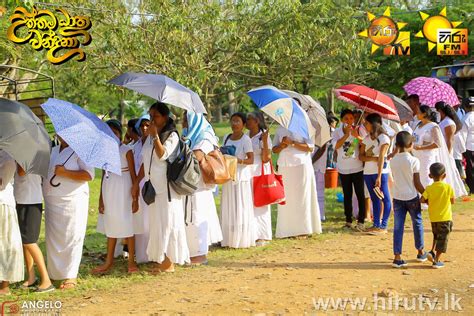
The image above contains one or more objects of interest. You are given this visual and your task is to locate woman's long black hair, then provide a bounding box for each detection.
[365,113,387,143]
[149,101,177,142]
[435,101,462,133]
[419,105,438,123]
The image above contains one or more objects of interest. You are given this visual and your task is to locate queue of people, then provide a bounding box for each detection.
[1,95,473,295]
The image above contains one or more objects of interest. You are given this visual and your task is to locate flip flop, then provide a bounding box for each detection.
[20,278,39,290]
[35,285,56,293]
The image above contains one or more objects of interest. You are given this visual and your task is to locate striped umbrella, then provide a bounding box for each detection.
[403,77,459,107]
[334,84,399,121]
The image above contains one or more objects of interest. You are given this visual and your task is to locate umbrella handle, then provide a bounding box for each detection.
[49,174,61,187]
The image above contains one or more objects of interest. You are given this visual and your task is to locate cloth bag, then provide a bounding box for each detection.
[199,148,231,184]
[252,161,285,207]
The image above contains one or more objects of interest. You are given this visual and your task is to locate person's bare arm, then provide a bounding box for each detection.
[450,197,455,204]
[99,170,105,214]
[238,152,254,165]
[413,172,424,194]
[359,143,378,162]
[261,132,272,163]
[55,166,92,181]
[17,164,26,176]
[312,144,327,164]
[445,125,455,153]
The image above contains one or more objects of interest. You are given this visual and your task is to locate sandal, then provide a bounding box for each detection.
[127,266,140,274]
[91,265,113,275]
[60,281,77,290]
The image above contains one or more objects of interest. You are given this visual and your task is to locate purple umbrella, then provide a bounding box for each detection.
[403,77,459,107]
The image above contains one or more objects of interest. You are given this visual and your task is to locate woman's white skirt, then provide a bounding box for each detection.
[253,204,272,241]
[147,188,190,265]
[276,162,322,238]
[184,189,216,257]
[220,180,256,248]
[414,149,437,188]
[0,204,24,283]
[45,192,89,280]
[134,188,150,263]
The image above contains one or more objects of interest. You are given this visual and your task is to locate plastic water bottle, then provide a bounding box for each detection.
[345,138,359,157]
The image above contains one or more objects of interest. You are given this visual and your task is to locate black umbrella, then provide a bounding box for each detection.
[0,98,51,177]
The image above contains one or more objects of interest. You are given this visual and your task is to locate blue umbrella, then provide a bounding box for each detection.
[247,86,315,140]
[41,98,121,177]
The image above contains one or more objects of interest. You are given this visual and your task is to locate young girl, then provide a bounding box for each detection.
[0,150,23,295]
[246,111,272,245]
[221,112,255,248]
[332,109,366,231]
[93,120,139,274]
[359,113,392,234]
[133,115,151,264]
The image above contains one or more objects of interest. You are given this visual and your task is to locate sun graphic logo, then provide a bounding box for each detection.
[359,7,409,56]
[416,6,468,55]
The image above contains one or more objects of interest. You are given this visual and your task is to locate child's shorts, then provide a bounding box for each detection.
[431,221,453,253]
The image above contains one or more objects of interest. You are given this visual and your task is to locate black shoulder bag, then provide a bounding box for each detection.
[142,145,156,205]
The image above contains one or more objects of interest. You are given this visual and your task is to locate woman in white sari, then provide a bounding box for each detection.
[182,111,222,264]
[413,106,467,198]
[43,137,94,290]
[246,112,272,246]
[135,102,190,272]
[272,126,322,238]
[0,150,23,295]
[132,115,151,263]
[435,102,462,155]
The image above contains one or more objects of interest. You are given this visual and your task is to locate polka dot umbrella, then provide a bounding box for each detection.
[403,77,459,107]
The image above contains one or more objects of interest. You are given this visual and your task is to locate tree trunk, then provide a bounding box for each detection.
[228,92,236,114]
[327,89,334,114]
[119,100,126,123]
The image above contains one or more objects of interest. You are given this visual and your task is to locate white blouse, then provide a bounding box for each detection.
[273,127,313,167]
[43,146,95,198]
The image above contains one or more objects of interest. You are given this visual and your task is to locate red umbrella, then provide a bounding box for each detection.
[334,84,400,122]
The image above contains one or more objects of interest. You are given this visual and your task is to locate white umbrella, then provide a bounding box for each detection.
[283,90,331,147]
[109,72,207,113]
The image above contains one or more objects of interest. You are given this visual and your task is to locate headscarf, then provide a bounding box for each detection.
[182,112,218,148]
[135,114,150,137]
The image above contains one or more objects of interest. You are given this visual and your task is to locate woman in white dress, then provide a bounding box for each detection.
[133,115,151,264]
[93,120,139,274]
[413,106,467,198]
[182,111,222,264]
[43,137,94,290]
[0,150,23,295]
[221,112,255,248]
[272,126,322,238]
[435,102,462,154]
[135,102,190,272]
[246,112,272,246]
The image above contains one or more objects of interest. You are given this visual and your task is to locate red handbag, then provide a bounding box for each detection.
[252,161,286,207]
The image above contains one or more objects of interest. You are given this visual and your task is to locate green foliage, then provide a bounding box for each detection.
[1,0,472,122]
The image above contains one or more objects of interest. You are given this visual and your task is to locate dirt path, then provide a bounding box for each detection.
[62,210,474,315]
